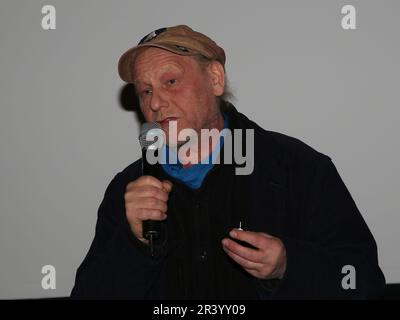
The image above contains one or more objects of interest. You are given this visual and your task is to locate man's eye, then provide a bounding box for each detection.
[141,89,152,96]
[167,79,177,85]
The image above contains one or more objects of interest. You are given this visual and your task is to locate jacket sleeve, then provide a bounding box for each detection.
[270,157,386,299]
[70,173,165,299]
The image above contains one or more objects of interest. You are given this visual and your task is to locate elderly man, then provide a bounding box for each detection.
[71,25,385,299]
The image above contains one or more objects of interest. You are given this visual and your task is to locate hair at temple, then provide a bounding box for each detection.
[191,55,235,107]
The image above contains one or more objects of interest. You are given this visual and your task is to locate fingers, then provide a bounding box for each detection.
[221,238,262,263]
[139,196,168,213]
[229,229,272,250]
[162,180,173,192]
[126,175,166,191]
[135,208,167,221]
[222,242,263,271]
[126,196,168,217]
[222,230,288,280]
[126,177,173,202]
[124,176,173,240]
[126,184,169,202]
[126,176,173,192]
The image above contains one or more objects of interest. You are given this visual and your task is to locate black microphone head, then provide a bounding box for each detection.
[139,122,164,150]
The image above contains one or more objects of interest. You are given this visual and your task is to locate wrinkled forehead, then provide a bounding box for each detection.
[132,47,200,83]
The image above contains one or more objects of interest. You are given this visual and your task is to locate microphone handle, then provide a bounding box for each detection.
[141,148,162,243]
[143,220,161,239]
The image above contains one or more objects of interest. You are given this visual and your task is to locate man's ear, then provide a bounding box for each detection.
[207,61,225,97]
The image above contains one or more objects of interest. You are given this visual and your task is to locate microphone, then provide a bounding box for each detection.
[139,122,164,257]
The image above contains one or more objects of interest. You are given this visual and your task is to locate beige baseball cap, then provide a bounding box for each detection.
[118,25,226,83]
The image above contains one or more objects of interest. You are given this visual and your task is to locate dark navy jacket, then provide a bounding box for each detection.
[71,103,385,299]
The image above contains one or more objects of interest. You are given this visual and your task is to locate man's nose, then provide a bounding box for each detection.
[149,89,168,112]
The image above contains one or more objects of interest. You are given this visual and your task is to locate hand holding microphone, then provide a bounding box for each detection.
[124,122,173,257]
[124,176,172,242]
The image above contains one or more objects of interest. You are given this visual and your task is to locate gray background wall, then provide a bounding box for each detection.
[0,0,398,299]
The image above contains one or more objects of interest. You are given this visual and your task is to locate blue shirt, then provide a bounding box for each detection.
[161,114,228,189]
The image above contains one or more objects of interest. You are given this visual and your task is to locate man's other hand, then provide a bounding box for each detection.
[222,230,287,280]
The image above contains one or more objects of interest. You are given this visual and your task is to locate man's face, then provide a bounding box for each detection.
[132,47,224,146]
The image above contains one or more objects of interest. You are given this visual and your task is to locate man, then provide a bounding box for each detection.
[71,25,385,299]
